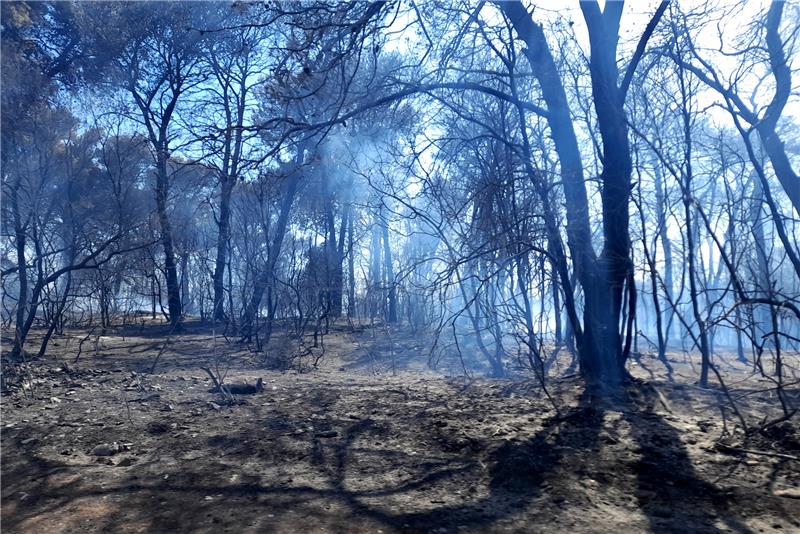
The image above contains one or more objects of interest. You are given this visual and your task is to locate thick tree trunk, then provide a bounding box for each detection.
[580,1,636,388]
[502,1,615,389]
[155,153,182,328]
[503,0,666,392]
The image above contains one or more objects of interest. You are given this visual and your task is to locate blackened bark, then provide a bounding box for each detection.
[324,190,343,317]
[502,0,666,391]
[382,218,397,324]
[213,179,233,321]
[369,214,382,318]
[653,162,675,343]
[552,260,562,345]
[240,152,304,340]
[676,58,711,387]
[155,151,182,328]
[347,208,356,318]
[758,1,800,214]
[10,178,28,360]
[580,0,635,388]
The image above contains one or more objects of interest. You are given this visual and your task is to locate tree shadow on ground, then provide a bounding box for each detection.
[5,381,791,533]
[624,381,751,533]
[3,391,595,532]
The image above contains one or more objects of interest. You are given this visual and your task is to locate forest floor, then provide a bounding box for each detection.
[2,320,799,533]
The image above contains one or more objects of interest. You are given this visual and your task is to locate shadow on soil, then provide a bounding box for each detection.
[5,381,771,533]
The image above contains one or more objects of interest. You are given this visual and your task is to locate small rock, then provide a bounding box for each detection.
[147,421,171,435]
[315,430,338,438]
[117,457,135,467]
[91,443,120,456]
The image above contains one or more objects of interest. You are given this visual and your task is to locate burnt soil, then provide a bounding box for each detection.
[2,321,799,533]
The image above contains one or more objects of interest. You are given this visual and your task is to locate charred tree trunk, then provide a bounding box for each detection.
[323,190,344,317]
[10,178,28,360]
[637,167,671,376]
[155,151,182,328]
[756,1,800,214]
[580,0,642,388]
[347,208,356,319]
[503,0,667,392]
[382,218,397,324]
[213,179,234,322]
[653,162,675,344]
[369,214,383,319]
[179,251,190,315]
[240,161,303,341]
[676,59,711,387]
[551,259,562,346]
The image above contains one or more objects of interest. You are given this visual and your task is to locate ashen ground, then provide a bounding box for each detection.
[2,322,799,533]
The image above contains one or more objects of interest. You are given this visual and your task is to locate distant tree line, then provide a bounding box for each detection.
[2,1,798,402]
